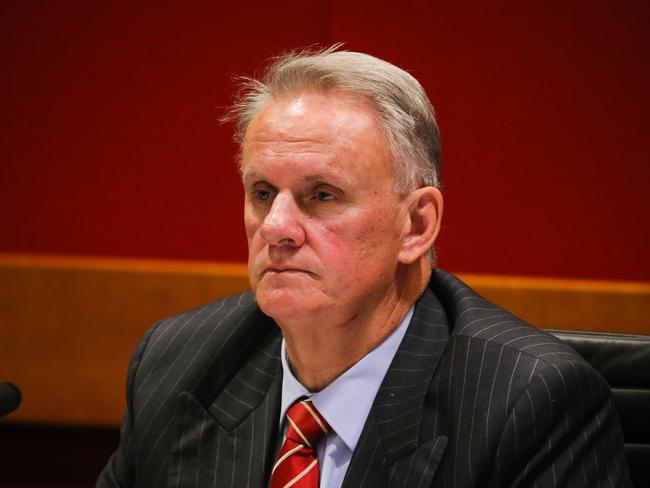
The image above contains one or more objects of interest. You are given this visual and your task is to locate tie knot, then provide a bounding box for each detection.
[285,400,330,448]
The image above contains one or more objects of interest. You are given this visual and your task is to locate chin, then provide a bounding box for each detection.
[254,286,322,323]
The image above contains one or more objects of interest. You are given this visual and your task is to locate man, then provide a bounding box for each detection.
[98,47,630,487]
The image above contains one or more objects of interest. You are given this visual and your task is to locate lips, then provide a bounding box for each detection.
[261,265,315,277]
[264,268,307,274]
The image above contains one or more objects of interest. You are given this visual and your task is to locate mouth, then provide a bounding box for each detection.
[262,267,315,277]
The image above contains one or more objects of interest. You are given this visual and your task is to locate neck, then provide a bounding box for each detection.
[280,261,431,391]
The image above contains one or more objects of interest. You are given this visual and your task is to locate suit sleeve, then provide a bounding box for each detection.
[492,358,632,488]
[96,324,159,488]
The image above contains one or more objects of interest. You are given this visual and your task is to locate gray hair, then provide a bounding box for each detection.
[226,45,442,192]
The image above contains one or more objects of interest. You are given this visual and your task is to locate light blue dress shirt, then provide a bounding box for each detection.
[277,307,414,488]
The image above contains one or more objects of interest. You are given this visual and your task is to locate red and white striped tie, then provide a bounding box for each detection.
[269,399,330,488]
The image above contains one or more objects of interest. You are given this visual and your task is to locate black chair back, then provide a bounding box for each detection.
[548,329,650,488]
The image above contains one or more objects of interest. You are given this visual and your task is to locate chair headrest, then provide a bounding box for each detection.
[547,330,650,389]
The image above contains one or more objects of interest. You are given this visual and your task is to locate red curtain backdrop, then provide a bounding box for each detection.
[2,0,648,281]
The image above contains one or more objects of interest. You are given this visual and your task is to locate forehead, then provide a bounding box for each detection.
[241,90,392,178]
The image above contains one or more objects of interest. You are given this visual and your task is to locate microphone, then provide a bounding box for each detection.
[0,382,22,417]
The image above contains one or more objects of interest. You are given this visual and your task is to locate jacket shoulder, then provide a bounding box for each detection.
[128,291,276,415]
[146,291,259,352]
[430,269,582,365]
[140,290,265,368]
[427,271,628,486]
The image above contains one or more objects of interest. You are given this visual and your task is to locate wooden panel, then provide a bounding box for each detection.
[1,253,648,427]
[0,254,249,427]
[464,274,650,334]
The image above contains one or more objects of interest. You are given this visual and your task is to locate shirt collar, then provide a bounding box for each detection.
[279,307,414,452]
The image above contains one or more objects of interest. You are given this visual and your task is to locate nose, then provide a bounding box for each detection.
[259,192,306,247]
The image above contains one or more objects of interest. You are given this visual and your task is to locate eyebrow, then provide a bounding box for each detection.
[241,169,263,180]
[242,170,343,185]
[301,173,340,184]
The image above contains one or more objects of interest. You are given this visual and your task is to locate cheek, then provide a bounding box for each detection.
[352,206,401,245]
[243,208,262,244]
[314,209,399,267]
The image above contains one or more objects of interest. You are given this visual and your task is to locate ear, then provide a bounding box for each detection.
[398,187,443,264]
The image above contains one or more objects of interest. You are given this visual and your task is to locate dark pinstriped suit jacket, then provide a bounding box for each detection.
[98,269,631,487]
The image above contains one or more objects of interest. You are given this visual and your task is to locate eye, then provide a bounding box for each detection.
[253,189,273,201]
[314,191,335,202]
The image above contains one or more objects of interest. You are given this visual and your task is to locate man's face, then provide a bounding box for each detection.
[242,91,408,325]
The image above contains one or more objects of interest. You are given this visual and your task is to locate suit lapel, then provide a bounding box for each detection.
[168,312,283,488]
[343,287,450,488]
